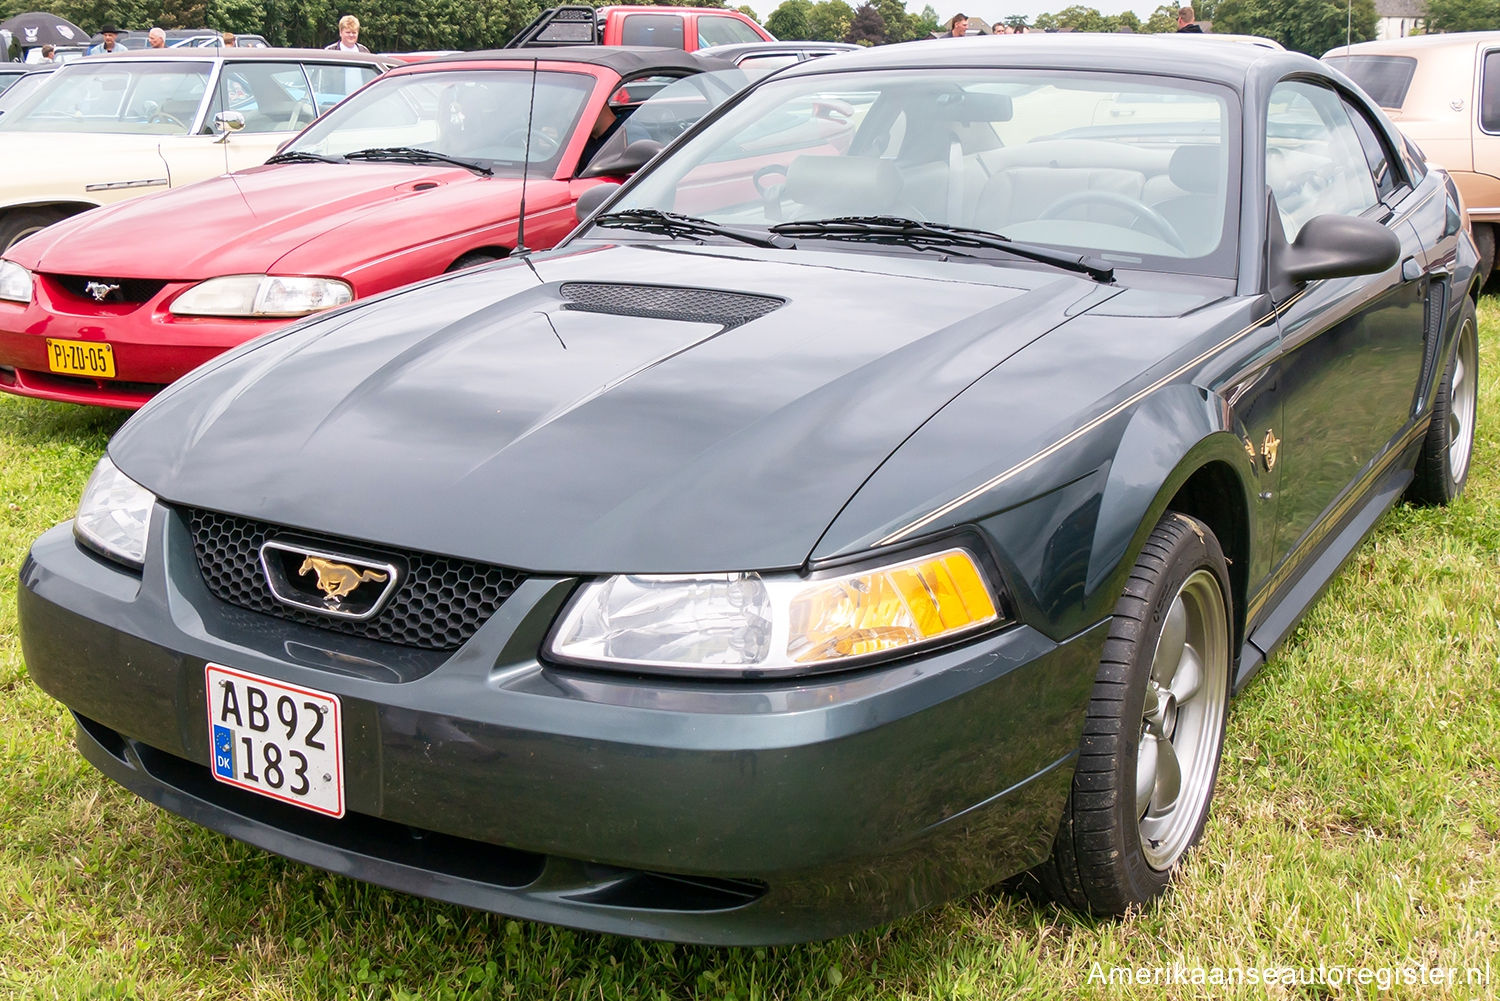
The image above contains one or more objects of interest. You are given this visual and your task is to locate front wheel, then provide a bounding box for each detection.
[0,207,70,253]
[1035,511,1232,915]
[1407,297,1478,506]
[446,251,506,272]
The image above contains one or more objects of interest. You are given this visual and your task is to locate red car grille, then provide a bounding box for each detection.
[45,274,170,305]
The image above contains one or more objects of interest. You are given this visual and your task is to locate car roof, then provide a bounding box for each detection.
[69,47,394,67]
[776,33,1306,89]
[696,41,860,60]
[1323,30,1500,57]
[1170,32,1284,50]
[597,5,757,13]
[409,45,732,76]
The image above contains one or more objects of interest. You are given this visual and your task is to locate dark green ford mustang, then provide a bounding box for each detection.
[19,36,1479,944]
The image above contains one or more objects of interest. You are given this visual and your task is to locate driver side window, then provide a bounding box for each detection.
[1266,80,1379,240]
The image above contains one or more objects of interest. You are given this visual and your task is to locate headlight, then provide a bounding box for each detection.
[548,547,1003,676]
[74,456,156,568]
[0,260,33,303]
[169,275,353,317]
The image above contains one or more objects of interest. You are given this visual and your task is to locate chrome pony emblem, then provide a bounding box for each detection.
[259,541,400,620]
[84,281,121,302]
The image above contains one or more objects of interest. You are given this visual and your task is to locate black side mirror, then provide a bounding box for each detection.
[575,182,620,224]
[1277,213,1400,284]
[579,139,663,179]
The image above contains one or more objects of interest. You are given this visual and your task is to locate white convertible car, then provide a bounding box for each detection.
[0,48,393,250]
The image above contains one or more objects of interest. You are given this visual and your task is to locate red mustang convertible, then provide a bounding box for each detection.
[0,47,737,409]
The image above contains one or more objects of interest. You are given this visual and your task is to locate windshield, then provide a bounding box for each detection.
[0,72,51,117]
[0,61,210,134]
[598,68,1240,273]
[285,68,596,176]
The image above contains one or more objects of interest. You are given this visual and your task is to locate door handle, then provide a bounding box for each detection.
[1401,258,1421,281]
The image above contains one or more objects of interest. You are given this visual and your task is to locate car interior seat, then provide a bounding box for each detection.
[1149,144,1225,255]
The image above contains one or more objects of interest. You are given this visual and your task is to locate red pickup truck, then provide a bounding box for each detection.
[508,4,774,52]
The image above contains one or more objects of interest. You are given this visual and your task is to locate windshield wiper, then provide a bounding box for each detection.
[264,149,345,165]
[343,147,493,176]
[591,209,789,249]
[768,216,1115,283]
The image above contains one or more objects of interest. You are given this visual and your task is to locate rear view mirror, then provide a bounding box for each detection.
[935,90,1012,123]
[214,110,245,133]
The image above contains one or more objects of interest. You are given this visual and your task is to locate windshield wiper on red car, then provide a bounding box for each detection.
[592,209,790,249]
[768,216,1115,283]
[343,147,493,176]
[264,150,346,165]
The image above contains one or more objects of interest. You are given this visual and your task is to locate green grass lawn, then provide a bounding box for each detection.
[2,300,1497,1000]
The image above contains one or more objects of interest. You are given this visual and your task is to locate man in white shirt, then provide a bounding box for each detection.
[325,15,370,52]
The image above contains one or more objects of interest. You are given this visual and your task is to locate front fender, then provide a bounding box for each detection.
[1088,386,1256,598]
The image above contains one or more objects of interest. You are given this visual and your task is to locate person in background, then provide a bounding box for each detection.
[222,31,237,46]
[1176,6,1204,32]
[88,25,126,54]
[325,15,370,52]
[39,44,55,61]
[579,103,623,167]
[945,13,969,37]
[147,27,166,48]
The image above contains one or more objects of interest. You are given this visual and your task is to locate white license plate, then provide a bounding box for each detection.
[205,664,344,817]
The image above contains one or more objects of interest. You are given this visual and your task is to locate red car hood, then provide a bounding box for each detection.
[21,163,532,280]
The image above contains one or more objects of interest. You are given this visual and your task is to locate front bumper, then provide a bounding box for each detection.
[20,509,1104,944]
[0,280,285,409]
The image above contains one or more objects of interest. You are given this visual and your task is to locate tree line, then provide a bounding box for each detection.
[768,0,1389,55]
[12,0,1482,57]
[0,0,744,51]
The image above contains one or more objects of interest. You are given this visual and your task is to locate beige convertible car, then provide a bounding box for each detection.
[0,48,393,250]
[1325,32,1500,280]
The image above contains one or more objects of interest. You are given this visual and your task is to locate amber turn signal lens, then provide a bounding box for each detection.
[788,549,998,664]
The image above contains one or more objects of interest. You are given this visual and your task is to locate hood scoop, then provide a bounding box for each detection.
[560,282,784,332]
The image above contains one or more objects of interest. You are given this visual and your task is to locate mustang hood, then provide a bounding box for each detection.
[111,245,1120,573]
[22,163,515,279]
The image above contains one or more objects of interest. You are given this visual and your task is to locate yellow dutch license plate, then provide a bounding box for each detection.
[46,338,115,378]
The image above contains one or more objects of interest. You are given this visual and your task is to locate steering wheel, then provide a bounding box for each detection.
[500,127,560,157]
[148,111,186,129]
[1039,190,1186,252]
[752,163,789,221]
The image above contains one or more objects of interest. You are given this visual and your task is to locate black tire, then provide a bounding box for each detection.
[1474,224,1495,289]
[0,207,69,253]
[1407,297,1479,506]
[446,251,505,273]
[1035,512,1232,916]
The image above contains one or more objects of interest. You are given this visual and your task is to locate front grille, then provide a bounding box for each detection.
[560,282,783,331]
[186,509,526,650]
[48,274,170,304]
